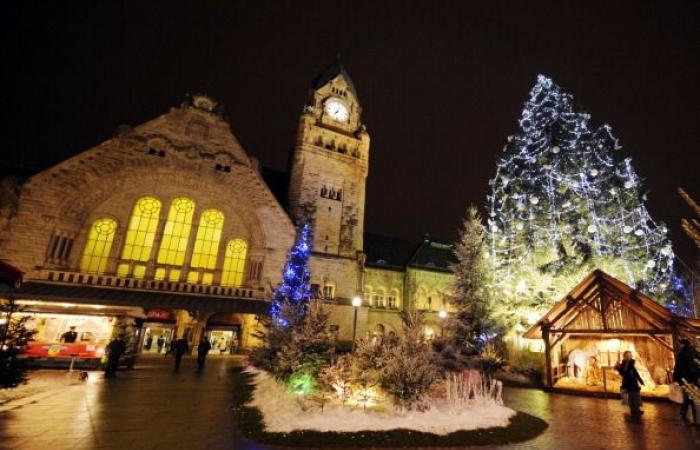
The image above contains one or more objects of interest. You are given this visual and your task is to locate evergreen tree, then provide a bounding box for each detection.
[0,299,36,388]
[251,223,333,381]
[487,75,674,332]
[270,223,313,322]
[449,205,493,352]
[381,312,439,411]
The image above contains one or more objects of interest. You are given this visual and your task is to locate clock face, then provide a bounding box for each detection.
[324,99,349,122]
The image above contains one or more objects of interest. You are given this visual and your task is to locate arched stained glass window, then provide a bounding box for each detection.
[121,196,161,262]
[157,197,195,265]
[190,209,224,270]
[221,238,248,287]
[79,218,117,274]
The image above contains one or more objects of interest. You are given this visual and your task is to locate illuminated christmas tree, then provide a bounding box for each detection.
[270,222,313,322]
[487,75,674,332]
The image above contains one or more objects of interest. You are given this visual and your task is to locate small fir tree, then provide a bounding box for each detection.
[449,205,494,353]
[251,223,334,381]
[270,223,313,321]
[381,312,439,411]
[0,299,36,389]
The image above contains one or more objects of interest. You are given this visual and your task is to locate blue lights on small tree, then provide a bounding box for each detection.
[270,222,313,322]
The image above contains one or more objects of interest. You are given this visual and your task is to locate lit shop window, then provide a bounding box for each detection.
[157,197,195,265]
[79,218,117,274]
[154,267,166,281]
[121,196,161,262]
[190,209,224,270]
[221,238,248,287]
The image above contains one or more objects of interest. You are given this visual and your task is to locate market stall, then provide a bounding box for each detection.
[524,270,700,397]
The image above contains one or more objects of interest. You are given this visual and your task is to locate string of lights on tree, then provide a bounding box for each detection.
[270,223,313,323]
[486,75,675,330]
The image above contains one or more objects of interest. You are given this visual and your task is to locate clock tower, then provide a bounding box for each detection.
[288,59,369,258]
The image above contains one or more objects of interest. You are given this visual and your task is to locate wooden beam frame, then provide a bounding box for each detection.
[549,329,670,335]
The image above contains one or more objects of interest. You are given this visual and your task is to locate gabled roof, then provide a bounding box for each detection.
[311,58,359,100]
[524,270,700,339]
[364,233,456,273]
[364,233,417,270]
[261,167,289,210]
[407,237,456,272]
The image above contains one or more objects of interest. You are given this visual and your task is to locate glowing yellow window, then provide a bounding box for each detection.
[116,263,130,277]
[121,196,161,262]
[168,269,181,282]
[154,268,166,280]
[79,218,117,274]
[202,273,214,285]
[190,209,224,270]
[187,271,200,284]
[157,197,195,266]
[133,265,146,279]
[221,238,247,287]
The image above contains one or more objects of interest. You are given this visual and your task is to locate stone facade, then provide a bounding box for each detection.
[0,62,459,349]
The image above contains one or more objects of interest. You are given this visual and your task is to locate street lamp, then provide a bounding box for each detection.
[351,296,362,349]
[438,310,447,337]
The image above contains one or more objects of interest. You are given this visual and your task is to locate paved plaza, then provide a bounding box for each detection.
[0,355,698,450]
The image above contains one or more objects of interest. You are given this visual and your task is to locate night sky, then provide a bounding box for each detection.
[2,1,699,264]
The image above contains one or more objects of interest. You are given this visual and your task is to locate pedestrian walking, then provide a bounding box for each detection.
[172,337,189,372]
[197,337,212,371]
[673,338,699,421]
[164,338,174,358]
[156,335,165,353]
[104,335,126,378]
[615,351,645,416]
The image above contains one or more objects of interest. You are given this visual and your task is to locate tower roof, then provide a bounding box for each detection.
[311,57,359,100]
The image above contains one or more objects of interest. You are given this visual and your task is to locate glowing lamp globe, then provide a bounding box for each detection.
[351,296,362,307]
[438,310,448,319]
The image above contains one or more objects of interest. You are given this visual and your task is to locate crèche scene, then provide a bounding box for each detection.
[1,2,699,450]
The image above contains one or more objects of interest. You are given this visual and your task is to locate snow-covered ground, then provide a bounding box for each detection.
[245,368,516,435]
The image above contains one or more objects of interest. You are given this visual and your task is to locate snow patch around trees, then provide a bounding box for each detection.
[245,368,516,435]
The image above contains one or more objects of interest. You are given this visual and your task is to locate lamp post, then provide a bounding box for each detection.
[351,296,362,349]
[438,309,447,338]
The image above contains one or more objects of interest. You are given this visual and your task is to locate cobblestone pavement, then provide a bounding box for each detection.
[0,355,698,450]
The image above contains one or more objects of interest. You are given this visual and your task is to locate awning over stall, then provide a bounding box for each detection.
[8,281,270,315]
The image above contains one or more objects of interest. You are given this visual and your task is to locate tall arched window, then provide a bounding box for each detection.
[221,238,248,287]
[79,218,117,274]
[157,197,195,265]
[121,196,161,262]
[190,209,224,269]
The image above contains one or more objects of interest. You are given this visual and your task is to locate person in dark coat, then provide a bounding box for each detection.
[673,338,699,420]
[615,351,645,416]
[60,326,78,343]
[156,335,165,353]
[104,335,126,378]
[172,337,189,372]
[196,337,212,371]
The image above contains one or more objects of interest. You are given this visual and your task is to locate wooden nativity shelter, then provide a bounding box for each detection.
[524,270,700,397]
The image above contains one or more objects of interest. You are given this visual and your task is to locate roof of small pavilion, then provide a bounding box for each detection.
[524,270,700,339]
